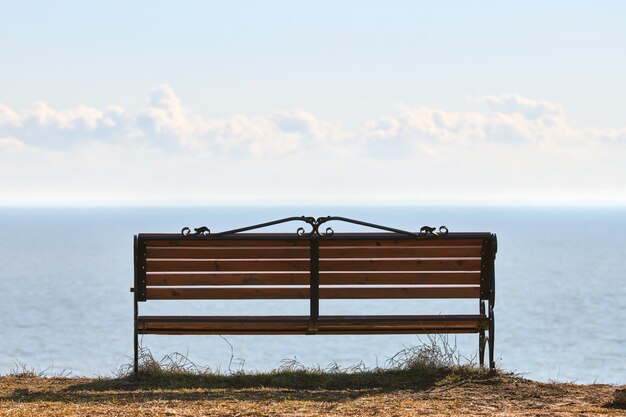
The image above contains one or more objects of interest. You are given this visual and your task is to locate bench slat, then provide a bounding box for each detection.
[147,259,310,272]
[147,287,309,299]
[145,272,481,286]
[138,314,487,322]
[319,246,482,258]
[146,272,308,286]
[147,247,309,259]
[140,329,485,335]
[145,286,480,300]
[319,238,484,247]
[319,259,481,272]
[146,258,481,273]
[137,314,487,334]
[326,286,480,298]
[140,322,483,330]
[146,246,482,259]
[324,271,481,285]
[146,239,309,248]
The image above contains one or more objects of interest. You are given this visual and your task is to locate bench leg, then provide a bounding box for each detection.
[479,300,487,368]
[479,330,486,368]
[133,290,139,379]
[133,327,139,379]
[488,314,495,371]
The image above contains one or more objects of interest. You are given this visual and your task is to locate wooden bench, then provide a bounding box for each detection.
[131,216,497,377]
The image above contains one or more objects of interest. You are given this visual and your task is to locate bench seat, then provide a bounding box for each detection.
[138,314,488,335]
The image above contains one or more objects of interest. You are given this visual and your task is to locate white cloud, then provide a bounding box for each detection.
[138,84,199,139]
[360,94,625,154]
[2,86,624,155]
[0,137,25,151]
[0,104,21,126]
[136,85,343,156]
[2,86,626,204]
[485,94,564,119]
[0,100,129,149]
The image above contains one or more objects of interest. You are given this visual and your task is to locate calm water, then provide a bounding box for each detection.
[0,206,624,383]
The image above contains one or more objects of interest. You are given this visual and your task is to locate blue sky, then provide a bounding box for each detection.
[1,1,626,204]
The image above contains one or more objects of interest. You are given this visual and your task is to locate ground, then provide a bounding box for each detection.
[1,371,624,416]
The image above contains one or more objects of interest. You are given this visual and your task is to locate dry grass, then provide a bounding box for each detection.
[1,371,624,416]
[112,335,477,391]
[1,339,624,416]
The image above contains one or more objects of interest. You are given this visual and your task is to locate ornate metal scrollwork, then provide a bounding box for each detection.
[296,216,334,237]
[419,225,449,236]
[181,226,211,236]
[181,215,449,238]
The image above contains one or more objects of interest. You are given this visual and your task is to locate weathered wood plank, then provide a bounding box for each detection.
[318,259,482,272]
[146,258,480,273]
[138,314,487,334]
[319,238,484,247]
[147,247,309,259]
[320,246,482,258]
[147,259,310,272]
[145,272,480,286]
[146,239,308,248]
[145,286,480,300]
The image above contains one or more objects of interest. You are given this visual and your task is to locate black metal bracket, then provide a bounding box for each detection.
[181,215,449,238]
[480,235,497,303]
[135,238,147,301]
[490,234,497,308]
[480,239,490,300]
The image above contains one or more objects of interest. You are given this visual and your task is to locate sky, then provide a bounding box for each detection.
[1,1,626,205]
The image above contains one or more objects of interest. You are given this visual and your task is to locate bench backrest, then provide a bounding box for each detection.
[135,229,497,313]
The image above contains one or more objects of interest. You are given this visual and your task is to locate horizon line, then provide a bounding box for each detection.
[2,198,626,208]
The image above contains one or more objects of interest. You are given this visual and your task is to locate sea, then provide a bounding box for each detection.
[0,206,624,384]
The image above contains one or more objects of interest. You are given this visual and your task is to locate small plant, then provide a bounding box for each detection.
[386,334,465,371]
[116,347,213,379]
[9,360,45,378]
[8,360,71,378]
[276,357,306,373]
